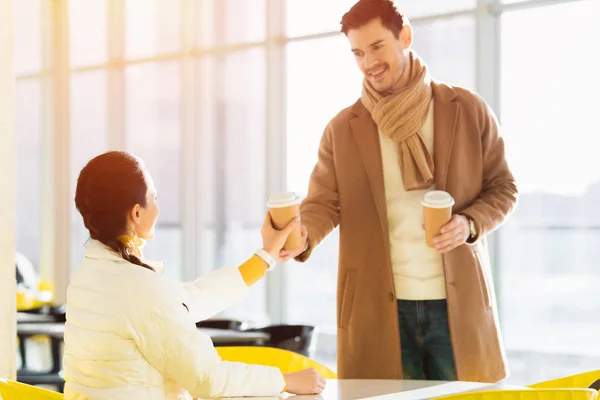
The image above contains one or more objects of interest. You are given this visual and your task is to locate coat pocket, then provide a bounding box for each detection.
[473,251,492,310]
[339,269,357,329]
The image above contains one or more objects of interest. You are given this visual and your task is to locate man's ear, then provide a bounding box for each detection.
[399,24,413,49]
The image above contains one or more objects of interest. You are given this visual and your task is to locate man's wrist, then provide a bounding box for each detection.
[295,234,310,258]
[462,215,478,242]
[303,234,310,252]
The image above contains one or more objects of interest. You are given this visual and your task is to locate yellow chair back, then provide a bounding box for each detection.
[0,379,64,400]
[529,371,600,390]
[434,389,598,400]
[215,346,337,379]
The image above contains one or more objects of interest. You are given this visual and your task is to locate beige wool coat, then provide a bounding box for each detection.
[296,81,518,382]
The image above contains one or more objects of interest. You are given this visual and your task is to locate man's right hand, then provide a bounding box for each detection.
[279,224,308,262]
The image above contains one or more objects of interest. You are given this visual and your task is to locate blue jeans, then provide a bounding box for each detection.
[397,299,457,381]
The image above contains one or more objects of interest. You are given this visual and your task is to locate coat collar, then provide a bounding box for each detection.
[84,239,165,274]
[349,80,460,248]
[84,240,124,262]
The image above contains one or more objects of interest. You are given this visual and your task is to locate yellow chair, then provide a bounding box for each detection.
[16,279,55,311]
[0,379,64,400]
[16,289,41,311]
[215,346,337,379]
[529,371,600,390]
[434,389,597,400]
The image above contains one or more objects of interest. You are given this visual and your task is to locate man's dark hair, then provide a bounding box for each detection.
[341,0,405,38]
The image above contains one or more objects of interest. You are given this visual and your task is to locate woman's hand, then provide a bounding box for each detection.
[261,212,300,261]
[283,368,326,395]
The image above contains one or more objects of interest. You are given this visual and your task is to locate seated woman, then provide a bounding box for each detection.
[63,151,325,400]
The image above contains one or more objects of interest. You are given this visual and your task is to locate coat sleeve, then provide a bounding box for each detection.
[295,123,341,262]
[460,95,519,242]
[128,289,286,398]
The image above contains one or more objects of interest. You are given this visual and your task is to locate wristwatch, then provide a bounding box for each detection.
[466,216,478,242]
[255,249,276,271]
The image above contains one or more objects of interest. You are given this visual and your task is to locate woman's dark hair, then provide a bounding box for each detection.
[75,151,154,271]
[341,0,405,38]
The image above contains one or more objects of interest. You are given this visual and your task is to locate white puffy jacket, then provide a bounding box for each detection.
[63,240,285,400]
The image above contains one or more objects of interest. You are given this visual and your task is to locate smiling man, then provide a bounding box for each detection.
[282,0,518,383]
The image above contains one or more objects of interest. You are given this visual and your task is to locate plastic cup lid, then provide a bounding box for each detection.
[421,190,455,208]
[267,192,301,208]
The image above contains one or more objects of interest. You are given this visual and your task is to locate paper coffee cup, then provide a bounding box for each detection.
[267,192,302,251]
[421,190,455,248]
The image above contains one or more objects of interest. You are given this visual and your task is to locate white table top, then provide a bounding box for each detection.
[17,322,65,337]
[17,312,56,323]
[307,380,528,400]
[218,379,528,400]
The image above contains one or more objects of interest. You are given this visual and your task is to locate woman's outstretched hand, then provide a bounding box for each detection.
[261,212,300,262]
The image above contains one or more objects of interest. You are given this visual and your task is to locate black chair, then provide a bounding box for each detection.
[18,340,64,393]
[589,379,600,391]
[246,324,316,357]
[196,319,248,331]
[18,304,66,321]
[17,305,66,393]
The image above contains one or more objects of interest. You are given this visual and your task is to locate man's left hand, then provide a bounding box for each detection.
[433,214,470,254]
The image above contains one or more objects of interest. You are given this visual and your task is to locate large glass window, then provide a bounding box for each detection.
[125,61,182,281]
[197,48,269,324]
[69,0,107,68]
[286,1,358,38]
[286,0,476,38]
[412,16,476,90]
[197,0,266,47]
[499,0,600,383]
[14,0,43,75]
[70,71,108,268]
[125,0,180,59]
[15,80,43,271]
[399,0,475,18]
[286,35,362,332]
[286,35,362,195]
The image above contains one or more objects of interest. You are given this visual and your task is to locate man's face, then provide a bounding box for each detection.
[347,17,412,93]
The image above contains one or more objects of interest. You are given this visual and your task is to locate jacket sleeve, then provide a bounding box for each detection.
[181,255,268,323]
[295,123,341,262]
[128,289,286,398]
[181,265,249,323]
[460,95,519,242]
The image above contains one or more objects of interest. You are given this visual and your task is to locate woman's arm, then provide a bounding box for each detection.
[181,256,267,322]
[128,291,286,398]
[181,213,299,322]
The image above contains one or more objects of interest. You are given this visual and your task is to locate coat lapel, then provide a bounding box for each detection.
[432,81,460,191]
[349,100,390,248]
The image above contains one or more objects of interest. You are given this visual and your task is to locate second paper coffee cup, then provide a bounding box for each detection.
[421,190,455,248]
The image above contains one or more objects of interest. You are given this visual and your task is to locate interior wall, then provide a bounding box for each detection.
[0,0,17,380]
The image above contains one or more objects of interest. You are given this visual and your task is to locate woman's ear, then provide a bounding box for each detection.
[130,204,142,225]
